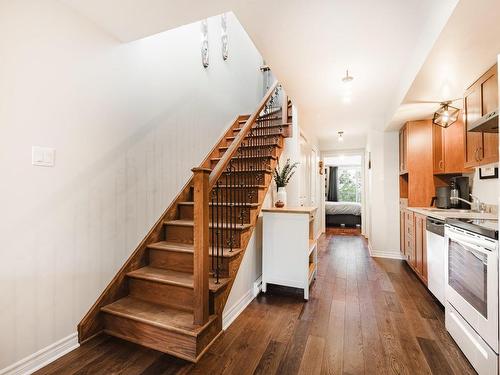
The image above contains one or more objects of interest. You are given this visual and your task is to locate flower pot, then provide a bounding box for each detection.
[275,187,287,207]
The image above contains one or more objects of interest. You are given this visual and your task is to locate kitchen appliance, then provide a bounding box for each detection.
[430,186,451,208]
[468,109,499,133]
[445,218,499,374]
[426,217,445,305]
[426,218,445,305]
[451,176,470,209]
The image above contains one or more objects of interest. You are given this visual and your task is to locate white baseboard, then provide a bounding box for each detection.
[0,333,79,375]
[222,276,262,330]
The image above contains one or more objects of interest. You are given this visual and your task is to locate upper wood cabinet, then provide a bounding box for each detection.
[399,124,408,174]
[432,117,469,174]
[464,64,499,167]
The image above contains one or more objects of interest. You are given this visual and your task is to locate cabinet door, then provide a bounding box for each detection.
[421,220,428,283]
[481,72,499,164]
[432,124,445,173]
[444,118,469,173]
[399,126,408,173]
[415,215,423,275]
[464,88,483,167]
[400,210,406,255]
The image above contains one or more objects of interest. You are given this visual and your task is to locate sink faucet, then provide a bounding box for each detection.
[450,194,486,213]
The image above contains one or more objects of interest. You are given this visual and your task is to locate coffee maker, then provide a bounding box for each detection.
[450,176,470,209]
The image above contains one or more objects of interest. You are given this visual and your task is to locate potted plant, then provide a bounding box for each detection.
[273,158,298,207]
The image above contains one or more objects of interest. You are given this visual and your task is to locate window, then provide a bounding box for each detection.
[337,166,361,202]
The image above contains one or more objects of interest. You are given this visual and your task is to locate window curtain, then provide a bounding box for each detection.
[327,166,338,201]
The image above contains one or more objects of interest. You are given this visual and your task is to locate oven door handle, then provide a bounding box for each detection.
[448,231,496,254]
[447,231,496,254]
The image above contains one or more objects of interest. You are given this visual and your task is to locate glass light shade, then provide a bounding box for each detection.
[433,103,459,128]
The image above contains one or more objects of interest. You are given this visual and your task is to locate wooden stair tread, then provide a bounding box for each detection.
[211,155,277,161]
[233,123,291,132]
[101,296,215,336]
[127,266,231,292]
[223,168,272,174]
[147,241,244,257]
[219,143,281,151]
[239,116,281,123]
[178,201,259,208]
[226,133,284,141]
[164,219,252,230]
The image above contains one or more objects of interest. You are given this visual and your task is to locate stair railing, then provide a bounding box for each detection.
[192,80,288,325]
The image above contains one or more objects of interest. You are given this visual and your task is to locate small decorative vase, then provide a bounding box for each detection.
[275,186,287,207]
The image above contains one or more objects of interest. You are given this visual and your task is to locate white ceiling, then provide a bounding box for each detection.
[64,0,498,144]
[388,0,500,130]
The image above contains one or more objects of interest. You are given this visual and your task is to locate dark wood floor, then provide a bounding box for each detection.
[35,230,475,375]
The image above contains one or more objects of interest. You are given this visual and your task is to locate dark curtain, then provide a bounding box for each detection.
[327,166,338,201]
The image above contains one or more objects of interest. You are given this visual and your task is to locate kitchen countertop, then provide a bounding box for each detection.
[405,207,497,221]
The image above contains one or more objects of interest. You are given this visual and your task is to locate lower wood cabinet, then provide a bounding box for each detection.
[400,209,427,285]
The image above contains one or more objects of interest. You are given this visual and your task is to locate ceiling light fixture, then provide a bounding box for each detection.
[433,102,459,128]
[341,69,354,104]
[338,131,344,142]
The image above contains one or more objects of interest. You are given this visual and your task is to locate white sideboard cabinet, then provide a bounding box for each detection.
[261,206,318,300]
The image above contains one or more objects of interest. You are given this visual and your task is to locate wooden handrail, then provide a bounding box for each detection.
[208,81,279,190]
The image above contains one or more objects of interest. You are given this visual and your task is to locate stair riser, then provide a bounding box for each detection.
[165,225,244,248]
[190,186,262,203]
[219,145,279,159]
[129,278,194,310]
[149,249,231,277]
[178,204,256,223]
[225,135,283,150]
[210,158,273,170]
[103,314,198,361]
[219,172,271,187]
[149,249,194,273]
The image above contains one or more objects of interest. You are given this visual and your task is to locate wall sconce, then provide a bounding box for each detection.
[201,19,209,68]
[338,131,344,142]
[221,13,228,61]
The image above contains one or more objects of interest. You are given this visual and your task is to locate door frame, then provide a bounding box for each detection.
[320,148,366,237]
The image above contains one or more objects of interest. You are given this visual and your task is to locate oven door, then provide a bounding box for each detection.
[445,225,498,352]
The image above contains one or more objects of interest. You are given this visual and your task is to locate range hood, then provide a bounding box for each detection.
[468,109,498,133]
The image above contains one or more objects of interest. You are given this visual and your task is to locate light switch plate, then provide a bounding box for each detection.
[32,146,55,167]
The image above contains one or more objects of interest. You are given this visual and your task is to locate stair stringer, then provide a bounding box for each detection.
[77,114,249,344]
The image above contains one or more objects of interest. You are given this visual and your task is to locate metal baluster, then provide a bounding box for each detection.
[215,180,220,284]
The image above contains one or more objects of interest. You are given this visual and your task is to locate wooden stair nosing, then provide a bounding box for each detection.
[101,297,216,337]
[232,123,291,133]
[211,155,277,162]
[164,219,252,230]
[147,241,244,258]
[127,266,231,292]
[178,201,259,208]
[219,143,281,151]
[226,133,284,141]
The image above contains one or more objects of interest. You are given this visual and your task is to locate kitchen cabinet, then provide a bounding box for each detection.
[399,124,408,174]
[400,209,406,256]
[432,119,469,174]
[400,209,427,285]
[464,64,499,167]
[414,213,427,283]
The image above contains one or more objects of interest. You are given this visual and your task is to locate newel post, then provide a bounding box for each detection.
[192,167,211,325]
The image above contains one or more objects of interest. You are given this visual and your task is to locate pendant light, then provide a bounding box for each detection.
[433,102,459,128]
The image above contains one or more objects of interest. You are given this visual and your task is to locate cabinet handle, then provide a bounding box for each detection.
[475,148,479,161]
[439,160,444,170]
[478,147,483,161]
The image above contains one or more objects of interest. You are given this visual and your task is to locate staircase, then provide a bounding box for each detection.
[77,82,292,362]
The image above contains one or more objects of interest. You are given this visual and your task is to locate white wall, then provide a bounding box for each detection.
[0,1,263,370]
[365,130,401,258]
[470,165,499,206]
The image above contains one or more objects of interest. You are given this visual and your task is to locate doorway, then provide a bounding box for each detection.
[321,149,366,236]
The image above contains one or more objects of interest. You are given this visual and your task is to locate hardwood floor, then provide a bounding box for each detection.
[35,232,475,375]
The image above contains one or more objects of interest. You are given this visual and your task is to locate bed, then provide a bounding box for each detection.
[325,201,361,227]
